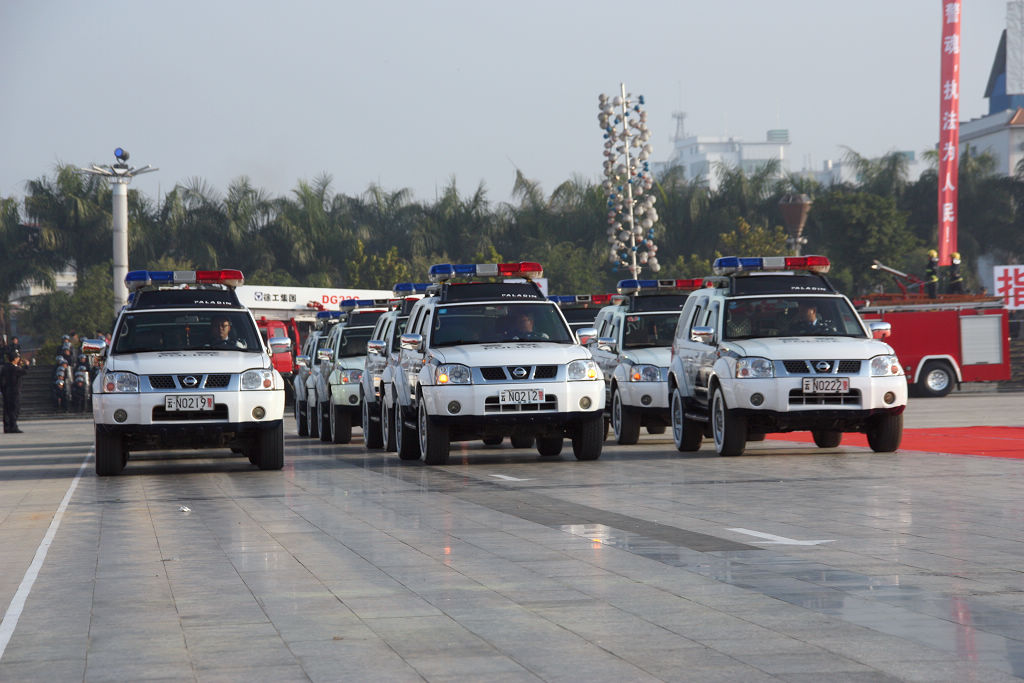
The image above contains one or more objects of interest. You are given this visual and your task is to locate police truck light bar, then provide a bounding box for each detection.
[428,262,544,283]
[339,298,390,312]
[712,256,830,275]
[616,278,707,295]
[316,311,342,320]
[392,282,431,296]
[125,269,244,290]
[548,294,614,306]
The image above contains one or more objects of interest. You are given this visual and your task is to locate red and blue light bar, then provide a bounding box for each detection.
[548,294,614,306]
[712,256,831,275]
[616,278,707,295]
[429,262,544,283]
[125,269,244,290]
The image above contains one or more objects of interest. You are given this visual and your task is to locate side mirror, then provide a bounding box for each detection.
[317,348,334,362]
[268,336,292,352]
[400,332,423,351]
[81,338,107,355]
[691,326,715,344]
[596,336,617,353]
[575,327,598,346]
[295,355,310,368]
[869,321,892,340]
[367,339,386,356]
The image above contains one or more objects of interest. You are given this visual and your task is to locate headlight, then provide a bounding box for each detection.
[629,364,662,382]
[102,371,138,393]
[567,359,601,381]
[436,363,471,385]
[735,357,773,379]
[870,354,904,376]
[241,368,275,390]
[339,369,363,384]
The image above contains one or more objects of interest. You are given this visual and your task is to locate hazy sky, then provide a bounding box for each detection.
[0,1,1010,206]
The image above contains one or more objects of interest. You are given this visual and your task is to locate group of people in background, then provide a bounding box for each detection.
[53,333,99,413]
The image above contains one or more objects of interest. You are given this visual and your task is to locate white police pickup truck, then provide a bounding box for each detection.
[589,278,705,444]
[380,262,606,465]
[92,269,285,475]
[668,256,906,456]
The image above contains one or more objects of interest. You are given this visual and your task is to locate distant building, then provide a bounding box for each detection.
[650,112,791,191]
[797,150,929,187]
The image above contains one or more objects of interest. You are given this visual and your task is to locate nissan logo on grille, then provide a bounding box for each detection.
[182,375,199,387]
[815,361,832,372]
[512,366,528,379]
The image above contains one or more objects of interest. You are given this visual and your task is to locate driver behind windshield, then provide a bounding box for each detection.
[507,310,549,341]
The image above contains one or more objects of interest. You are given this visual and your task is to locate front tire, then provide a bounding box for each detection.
[251,422,285,470]
[95,428,127,476]
[395,402,419,461]
[362,395,384,449]
[536,436,563,456]
[917,361,954,397]
[867,413,903,452]
[295,399,308,436]
[711,385,746,457]
[572,414,604,461]
[671,387,702,452]
[812,430,842,448]
[318,401,331,442]
[612,387,641,445]
[330,401,352,444]
[418,400,449,465]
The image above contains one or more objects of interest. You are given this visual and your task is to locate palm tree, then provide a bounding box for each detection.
[0,197,57,338]
[23,164,110,273]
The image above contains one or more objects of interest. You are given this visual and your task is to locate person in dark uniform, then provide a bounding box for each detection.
[925,249,939,298]
[948,251,964,294]
[1,351,27,433]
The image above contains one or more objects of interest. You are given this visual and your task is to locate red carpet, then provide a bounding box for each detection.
[766,426,1024,459]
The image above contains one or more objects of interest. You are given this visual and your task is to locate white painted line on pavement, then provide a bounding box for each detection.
[0,449,91,660]
[728,527,835,546]
[489,474,530,481]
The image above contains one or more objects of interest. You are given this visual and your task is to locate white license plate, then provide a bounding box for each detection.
[500,388,544,404]
[164,394,215,411]
[801,377,850,394]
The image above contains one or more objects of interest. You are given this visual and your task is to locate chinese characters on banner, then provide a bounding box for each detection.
[994,265,1024,309]
[938,1,961,266]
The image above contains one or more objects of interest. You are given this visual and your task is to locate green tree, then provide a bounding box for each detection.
[717,217,788,256]
[0,197,57,338]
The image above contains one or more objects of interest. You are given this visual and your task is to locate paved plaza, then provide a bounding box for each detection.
[1,393,1023,682]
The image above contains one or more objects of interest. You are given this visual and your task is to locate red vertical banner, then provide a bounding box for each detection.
[938,0,961,266]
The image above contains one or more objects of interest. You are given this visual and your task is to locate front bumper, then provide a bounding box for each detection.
[330,381,362,411]
[616,380,670,411]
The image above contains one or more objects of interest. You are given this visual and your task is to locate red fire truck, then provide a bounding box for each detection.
[855,262,1011,397]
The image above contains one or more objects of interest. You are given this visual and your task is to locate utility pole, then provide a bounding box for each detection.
[79,149,157,314]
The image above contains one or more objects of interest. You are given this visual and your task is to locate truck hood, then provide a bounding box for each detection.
[430,342,592,366]
[621,347,671,367]
[107,350,271,374]
[723,336,894,360]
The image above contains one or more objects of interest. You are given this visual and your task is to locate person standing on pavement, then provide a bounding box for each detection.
[1,351,27,433]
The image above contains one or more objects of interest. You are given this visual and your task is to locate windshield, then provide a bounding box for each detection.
[430,303,573,346]
[113,311,262,354]
[338,326,374,357]
[723,296,866,340]
[622,312,680,349]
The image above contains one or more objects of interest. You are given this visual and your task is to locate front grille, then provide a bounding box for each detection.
[788,388,862,406]
[149,375,175,389]
[204,374,231,388]
[484,395,559,412]
[783,360,862,375]
[151,405,229,421]
[480,365,559,381]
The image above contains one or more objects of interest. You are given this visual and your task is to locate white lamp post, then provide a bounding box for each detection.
[79,149,157,314]
[598,84,660,277]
